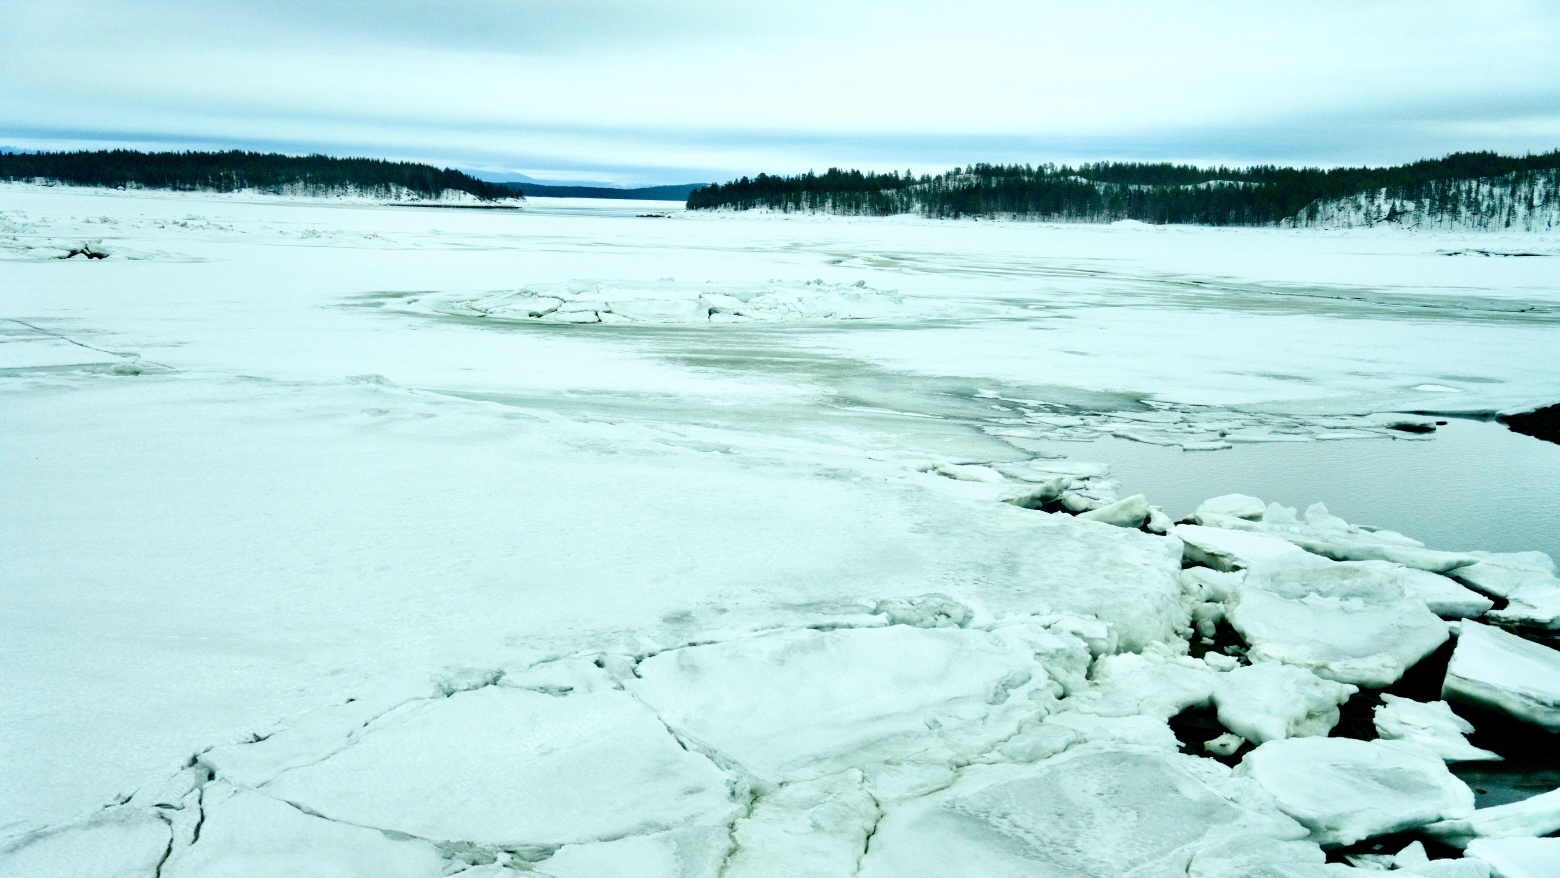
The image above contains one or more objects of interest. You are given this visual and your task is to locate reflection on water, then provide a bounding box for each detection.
[1033,418,1560,563]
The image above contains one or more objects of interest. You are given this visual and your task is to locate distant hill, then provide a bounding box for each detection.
[0,149,513,202]
[499,181,706,201]
[687,150,1560,228]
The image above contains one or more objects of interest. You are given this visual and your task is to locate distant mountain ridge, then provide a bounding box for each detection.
[686,150,1560,229]
[0,149,515,202]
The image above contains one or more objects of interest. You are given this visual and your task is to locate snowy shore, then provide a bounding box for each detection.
[2,185,1559,876]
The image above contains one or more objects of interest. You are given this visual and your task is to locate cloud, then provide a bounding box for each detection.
[4,0,1558,184]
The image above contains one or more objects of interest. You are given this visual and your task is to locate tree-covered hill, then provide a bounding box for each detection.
[686,151,1560,227]
[0,150,512,201]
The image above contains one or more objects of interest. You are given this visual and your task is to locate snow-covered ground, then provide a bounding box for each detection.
[3,184,1559,876]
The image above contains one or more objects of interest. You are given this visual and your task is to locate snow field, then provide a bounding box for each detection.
[3,186,1560,875]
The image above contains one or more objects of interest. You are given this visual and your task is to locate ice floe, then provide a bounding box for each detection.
[260,685,740,847]
[1424,787,1560,848]
[857,745,1318,877]
[626,624,1082,786]
[1373,695,1502,762]
[1442,621,1560,731]
[1227,556,1450,687]
[1235,737,1476,846]
[1211,662,1357,745]
[1464,837,1560,878]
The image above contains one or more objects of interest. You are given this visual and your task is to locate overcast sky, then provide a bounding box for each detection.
[4,0,1559,185]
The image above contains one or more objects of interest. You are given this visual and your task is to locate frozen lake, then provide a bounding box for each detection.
[3,187,1558,874]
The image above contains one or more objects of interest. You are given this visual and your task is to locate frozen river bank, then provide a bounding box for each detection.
[3,187,1558,875]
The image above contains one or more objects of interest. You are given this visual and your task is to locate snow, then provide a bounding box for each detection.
[1235,737,1476,846]
[1442,621,1560,731]
[1228,556,1450,687]
[1424,787,1560,848]
[1373,695,1501,763]
[3,186,1560,873]
[1464,838,1560,878]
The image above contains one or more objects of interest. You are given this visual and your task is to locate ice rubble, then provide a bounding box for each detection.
[1193,498,1479,574]
[1373,695,1501,762]
[1442,621,1560,731]
[424,278,932,324]
[1424,787,1560,848]
[1236,737,1476,846]
[1227,555,1450,687]
[1465,838,1560,878]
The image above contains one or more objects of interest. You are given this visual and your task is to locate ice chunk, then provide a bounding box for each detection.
[1236,737,1475,846]
[1145,506,1175,535]
[1212,663,1358,745]
[1197,493,1269,522]
[1373,695,1501,762]
[1078,493,1150,528]
[858,745,1311,877]
[1442,620,1560,731]
[1228,557,1450,687]
[871,593,973,628]
[1465,837,1560,878]
[999,476,1069,509]
[1486,581,1560,629]
[1453,552,1557,598]
[921,461,1005,482]
[1072,650,1218,720]
[162,783,447,877]
[1401,859,1493,878]
[0,807,171,878]
[1389,567,1496,619]
[1183,566,1248,603]
[1195,503,1479,574]
[1206,732,1246,757]
[1423,787,1560,848]
[1177,523,1308,572]
[260,687,738,846]
[627,625,1076,784]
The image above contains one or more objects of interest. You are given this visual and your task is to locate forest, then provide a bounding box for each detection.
[0,149,509,201]
[685,150,1560,225]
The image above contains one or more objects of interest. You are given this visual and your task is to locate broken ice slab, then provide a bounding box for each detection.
[1386,566,1496,619]
[1442,620,1560,731]
[0,807,171,878]
[1211,662,1357,745]
[1176,523,1308,572]
[1373,695,1501,763]
[626,624,1085,785]
[1423,787,1560,849]
[1228,556,1449,687]
[1464,837,1560,878]
[1452,552,1558,599]
[1077,493,1149,528]
[858,745,1316,877]
[1192,500,1481,575]
[161,783,448,877]
[1235,737,1475,846]
[1485,581,1560,630]
[260,686,739,847]
[1195,493,1268,523]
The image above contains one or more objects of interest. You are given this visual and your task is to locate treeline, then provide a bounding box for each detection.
[686,151,1560,225]
[0,150,510,201]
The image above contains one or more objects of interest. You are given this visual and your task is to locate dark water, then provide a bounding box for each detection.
[1037,417,1560,564]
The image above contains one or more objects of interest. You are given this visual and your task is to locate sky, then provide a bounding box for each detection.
[4,0,1560,186]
